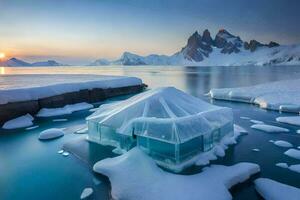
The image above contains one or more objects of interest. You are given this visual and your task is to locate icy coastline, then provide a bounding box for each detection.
[209,79,300,113]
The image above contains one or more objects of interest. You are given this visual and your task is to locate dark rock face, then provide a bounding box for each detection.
[268,41,280,48]
[181,31,205,62]
[202,29,214,46]
[248,40,264,52]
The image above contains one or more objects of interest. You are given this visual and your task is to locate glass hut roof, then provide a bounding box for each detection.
[87,87,233,143]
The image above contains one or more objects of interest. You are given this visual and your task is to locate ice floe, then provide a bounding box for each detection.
[289,164,300,173]
[62,152,70,157]
[2,114,34,129]
[250,120,264,124]
[297,130,300,134]
[93,147,260,200]
[275,163,289,168]
[276,116,300,126]
[273,140,293,148]
[252,149,260,152]
[25,125,39,130]
[240,116,250,120]
[36,102,93,117]
[209,79,300,113]
[57,150,64,154]
[80,188,93,199]
[39,128,65,140]
[233,124,248,134]
[255,178,300,200]
[0,75,142,104]
[250,124,289,133]
[284,149,300,160]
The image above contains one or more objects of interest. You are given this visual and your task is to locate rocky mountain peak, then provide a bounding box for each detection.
[202,29,213,45]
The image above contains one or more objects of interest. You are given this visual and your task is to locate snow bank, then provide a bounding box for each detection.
[36,102,93,117]
[284,149,300,160]
[255,178,300,200]
[0,75,142,104]
[39,128,65,140]
[210,79,300,113]
[2,114,34,129]
[250,124,289,133]
[93,147,260,200]
[276,116,300,126]
[274,140,293,148]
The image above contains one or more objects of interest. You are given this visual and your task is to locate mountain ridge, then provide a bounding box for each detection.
[0,58,67,67]
[91,29,299,66]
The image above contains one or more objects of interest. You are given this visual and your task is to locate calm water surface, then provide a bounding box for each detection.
[1,65,300,200]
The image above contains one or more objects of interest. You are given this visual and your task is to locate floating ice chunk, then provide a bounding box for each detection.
[39,128,65,140]
[274,140,293,148]
[2,114,34,129]
[284,149,300,160]
[80,188,93,199]
[37,102,93,117]
[25,125,39,130]
[250,124,289,133]
[275,163,289,168]
[93,177,102,185]
[250,120,264,124]
[57,150,64,154]
[289,164,300,173]
[53,119,68,122]
[62,152,69,156]
[269,140,275,143]
[297,130,300,134]
[298,146,300,149]
[240,116,250,120]
[214,146,225,157]
[252,149,260,152]
[276,116,300,126]
[93,148,260,200]
[255,178,300,200]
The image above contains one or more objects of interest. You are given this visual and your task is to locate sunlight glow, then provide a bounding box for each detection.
[0,53,5,59]
[0,67,5,75]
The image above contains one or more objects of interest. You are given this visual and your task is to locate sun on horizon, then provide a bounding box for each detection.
[0,53,6,59]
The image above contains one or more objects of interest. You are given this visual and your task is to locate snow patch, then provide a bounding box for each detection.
[255,178,300,200]
[39,128,65,140]
[2,114,34,129]
[93,147,260,200]
[37,102,93,117]
[250,124,289,133]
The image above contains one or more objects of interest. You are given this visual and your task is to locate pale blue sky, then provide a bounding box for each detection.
[0,0,299,64]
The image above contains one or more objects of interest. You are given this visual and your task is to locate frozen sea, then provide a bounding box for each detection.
[1,65,300,200]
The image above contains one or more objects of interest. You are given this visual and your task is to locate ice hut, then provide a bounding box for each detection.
[87,87,233,170]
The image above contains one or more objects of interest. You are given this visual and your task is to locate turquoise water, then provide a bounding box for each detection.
[1,65,300,200]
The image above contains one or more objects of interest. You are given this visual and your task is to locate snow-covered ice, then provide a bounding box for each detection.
[62,152,70,157]
[284,149,300,160]
[80,188,93,199]
[57,150,64,154]
[0,75,142,104]
[274,140,293,148]
[250,120,264,124]
[250,124,289,133]
[275,163,289,168]
[39,128,65,140]
[276,116,300,126]
[252,149,260,152]
[2,114,34,129]
[37,102,93,117]
[233,124,248,134]
[209,79,300,113]
[93,147,260,200]
[255,178,300,200]
[297,130,300,134]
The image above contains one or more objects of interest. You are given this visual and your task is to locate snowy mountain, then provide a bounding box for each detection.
[90,29,300,66]
[0,58,67,67]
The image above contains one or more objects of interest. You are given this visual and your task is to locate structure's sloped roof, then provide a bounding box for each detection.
[87,87,233,143]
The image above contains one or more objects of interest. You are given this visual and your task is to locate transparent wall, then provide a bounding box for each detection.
[88,121,100,141]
